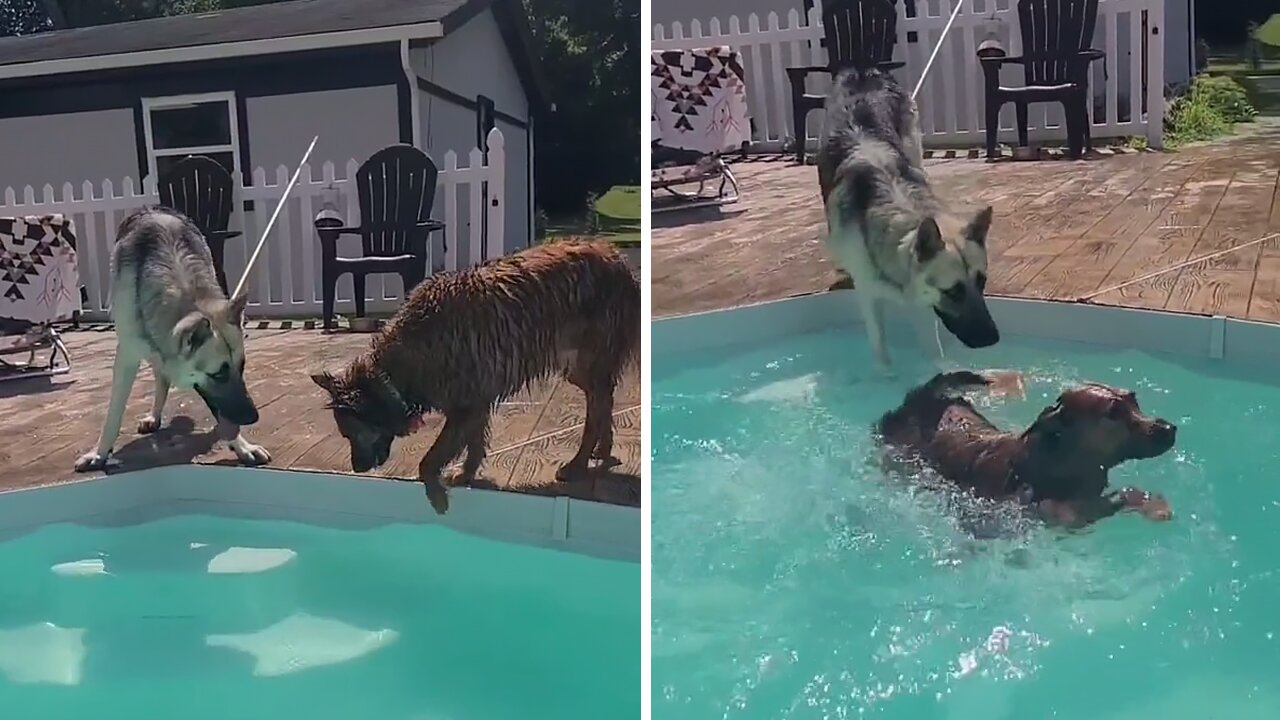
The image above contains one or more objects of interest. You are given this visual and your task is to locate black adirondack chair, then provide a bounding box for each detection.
[786,0,903,163]
[314,144,445,330]
[977,0,1105,160]
[157,155,240,295]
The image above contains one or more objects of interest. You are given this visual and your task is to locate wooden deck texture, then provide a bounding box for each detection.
[653,122,1280,320]
[0,327,640,506]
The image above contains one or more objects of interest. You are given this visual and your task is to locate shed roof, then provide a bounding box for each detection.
[0,0,549,110]
[0,0,468,66]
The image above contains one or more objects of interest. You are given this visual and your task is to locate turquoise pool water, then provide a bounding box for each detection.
[654,324,1280,719]
[0,514,638,719]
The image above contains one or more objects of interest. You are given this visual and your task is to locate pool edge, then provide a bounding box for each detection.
[654,290,1280,366]
[0,466,640,563]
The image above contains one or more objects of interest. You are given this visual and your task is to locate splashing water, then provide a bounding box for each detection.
[654,328,1280,720]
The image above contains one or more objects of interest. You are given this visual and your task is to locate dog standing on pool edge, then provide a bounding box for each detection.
[75,207,268,472]
[311,240,640,514]
[877,371,1177,528]
[818,67,1000,371]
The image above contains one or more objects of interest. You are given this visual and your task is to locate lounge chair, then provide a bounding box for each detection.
[651,46,751,214]
[0,215,80,382]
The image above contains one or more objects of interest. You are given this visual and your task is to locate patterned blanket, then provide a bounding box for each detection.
[0,215,81,326]
[651,46,751,155]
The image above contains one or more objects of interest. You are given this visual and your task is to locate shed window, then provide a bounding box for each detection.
[142,93,240,183]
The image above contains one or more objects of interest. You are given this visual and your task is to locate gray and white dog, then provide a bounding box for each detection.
[818,67,999,372]
[75,207,269,471]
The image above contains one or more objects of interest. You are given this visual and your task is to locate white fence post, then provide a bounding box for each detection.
[0,135,507,321]
[653,0,1165,152]
[485,127,506,261]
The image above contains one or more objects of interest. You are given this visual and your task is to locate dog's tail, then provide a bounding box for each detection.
[907,371,991,403]
[597,248,642,376]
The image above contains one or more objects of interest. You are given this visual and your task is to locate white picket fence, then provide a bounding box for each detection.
[0,128,506,322]
[653,0,1165,152]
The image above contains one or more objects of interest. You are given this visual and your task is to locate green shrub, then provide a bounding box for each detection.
[1193,75,1259,123]
[1165,75,1257,147]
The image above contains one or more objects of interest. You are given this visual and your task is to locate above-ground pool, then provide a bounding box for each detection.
[0,467,639,719]
[653,292,1280,720]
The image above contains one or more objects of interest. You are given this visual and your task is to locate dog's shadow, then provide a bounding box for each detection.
[445,463,640,505]
[107,416,221,472]
[0,375,75,399]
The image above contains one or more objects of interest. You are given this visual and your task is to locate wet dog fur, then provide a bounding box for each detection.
[311,239,640,514]
[876,371,1178,528]
[75,207,267,472]
[818,68,999,371]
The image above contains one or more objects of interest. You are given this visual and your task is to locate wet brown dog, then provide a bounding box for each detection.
[876,371,1177,529]
[311,240,639,514]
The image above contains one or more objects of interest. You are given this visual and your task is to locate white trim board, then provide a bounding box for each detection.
[141,91,242,184]
[0,22,446,81]
[654,290,1280,369]
[0,466,639,564]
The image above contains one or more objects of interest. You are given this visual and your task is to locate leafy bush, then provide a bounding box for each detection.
[1165,75,1257,147]
[1193,75,1259,123]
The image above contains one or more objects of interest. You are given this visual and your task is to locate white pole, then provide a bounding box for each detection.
[912,1,968,360]
[912,0,967,101]
[231,135,319,300]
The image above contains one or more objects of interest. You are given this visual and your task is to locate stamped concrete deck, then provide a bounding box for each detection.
[654,122,1280,320]
[0,326,640,506]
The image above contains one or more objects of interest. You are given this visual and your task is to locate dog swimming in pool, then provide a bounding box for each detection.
[876,371,1177,530]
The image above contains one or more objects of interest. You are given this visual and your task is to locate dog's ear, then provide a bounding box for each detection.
[914,217,945,262]
[1026,402,1071,443]
[965,206,994,247]
[310,371,344,402]
[227,292,249,325]
[173,313,213,356]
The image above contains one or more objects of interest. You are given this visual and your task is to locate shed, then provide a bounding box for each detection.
[0,0,548,258]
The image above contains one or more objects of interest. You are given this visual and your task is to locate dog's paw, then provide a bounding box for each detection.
[556,462,588,482]
[74,450,113,473]
[230,438,271,466]
[829,274,856,291]
[424,481,450,515]
[592,454,622,470]
[136,415,162,434]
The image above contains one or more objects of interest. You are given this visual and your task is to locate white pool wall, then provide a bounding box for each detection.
[0,466,639,563]
[655,290,1280,367]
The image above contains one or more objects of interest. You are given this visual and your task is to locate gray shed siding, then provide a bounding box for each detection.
[417,9,528,120]
[0,109,138,194]
[244,86,401,172]
[411,6,533,257]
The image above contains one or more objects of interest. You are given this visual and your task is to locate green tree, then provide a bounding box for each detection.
[524,0,640,214]
[0,0,51,36]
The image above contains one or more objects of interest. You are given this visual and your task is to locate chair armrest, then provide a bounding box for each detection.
[207,230,242,242]
[787,65,830,76]
[313,224,363,236]
[418,220,446,233]
[981,50,1105,64]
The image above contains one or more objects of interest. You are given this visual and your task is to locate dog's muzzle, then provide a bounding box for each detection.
[1145,419,1177,455]
[197,386,260,426]
[935,303,1000,349]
